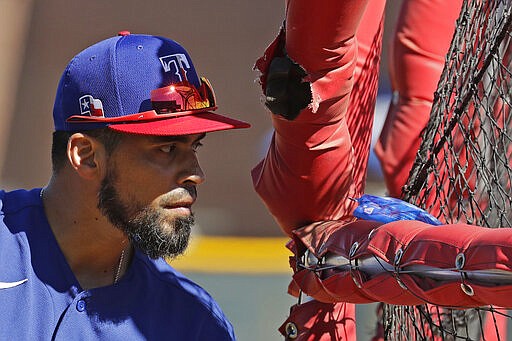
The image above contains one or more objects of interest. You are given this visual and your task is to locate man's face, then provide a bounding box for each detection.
[97,133,205,259]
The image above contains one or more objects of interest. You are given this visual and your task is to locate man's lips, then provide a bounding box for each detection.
[164,203,192,209]
[163,199,195,211]
[161,188,196,211]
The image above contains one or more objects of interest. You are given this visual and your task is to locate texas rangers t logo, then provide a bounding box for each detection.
[159,53,190,81]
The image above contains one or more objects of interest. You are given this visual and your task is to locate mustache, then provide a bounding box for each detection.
[159,186,197,206]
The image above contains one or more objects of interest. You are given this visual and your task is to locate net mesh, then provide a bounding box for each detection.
[384,0,512,339]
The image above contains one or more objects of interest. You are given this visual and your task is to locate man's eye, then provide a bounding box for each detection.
[159,145,176,153]
[193,142,203,152]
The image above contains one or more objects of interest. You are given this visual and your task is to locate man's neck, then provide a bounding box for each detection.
[41,177,132,289]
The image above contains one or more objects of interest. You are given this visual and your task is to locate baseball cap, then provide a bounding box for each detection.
[52,31,250,135]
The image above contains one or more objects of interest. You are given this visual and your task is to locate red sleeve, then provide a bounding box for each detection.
[374,0,463,197]
[252,1,385,235]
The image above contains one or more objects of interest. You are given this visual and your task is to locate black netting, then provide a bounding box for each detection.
[385,0,512,339]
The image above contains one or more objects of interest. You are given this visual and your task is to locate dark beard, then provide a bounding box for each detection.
[97,166,193,259]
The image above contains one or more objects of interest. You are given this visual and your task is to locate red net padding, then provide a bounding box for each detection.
[289,220,512,308]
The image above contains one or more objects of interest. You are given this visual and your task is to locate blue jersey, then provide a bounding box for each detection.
[0,188,235,340]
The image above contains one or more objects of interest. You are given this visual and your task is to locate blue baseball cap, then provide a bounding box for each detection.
[52,31,250,135]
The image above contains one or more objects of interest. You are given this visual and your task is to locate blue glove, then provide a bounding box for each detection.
[353,194,442,226]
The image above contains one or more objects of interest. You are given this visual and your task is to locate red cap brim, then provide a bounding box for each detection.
[107,111,250,136]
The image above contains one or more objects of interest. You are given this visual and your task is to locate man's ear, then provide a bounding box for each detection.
[67,133,105,179]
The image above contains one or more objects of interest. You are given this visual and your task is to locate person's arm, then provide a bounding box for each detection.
[251,2,385,340]
[252,0,374,235]
[375,0,463,197]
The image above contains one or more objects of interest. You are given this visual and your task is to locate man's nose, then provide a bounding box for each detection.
[178,154,205,185]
